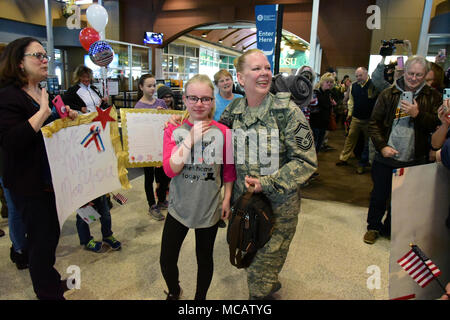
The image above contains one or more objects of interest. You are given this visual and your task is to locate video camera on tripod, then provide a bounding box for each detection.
[379,39,404,56]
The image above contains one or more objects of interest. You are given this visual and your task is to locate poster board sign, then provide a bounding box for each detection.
[120,108,184,168]
[389,163,450,300]
[42,106,131,230]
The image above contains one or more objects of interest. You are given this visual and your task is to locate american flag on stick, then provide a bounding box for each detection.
[112,193,128,205]
[397,244,441,288]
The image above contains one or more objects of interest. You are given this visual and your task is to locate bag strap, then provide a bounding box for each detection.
[228,185,255,268]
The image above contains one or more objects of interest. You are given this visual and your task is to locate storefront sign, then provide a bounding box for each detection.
[255,5,278,70]
[280,50,308,69]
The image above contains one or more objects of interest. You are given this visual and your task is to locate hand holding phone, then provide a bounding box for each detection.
[443,89,450,119]
[52,95,69,118]
[397,56,404,70]
[401,91,413,104]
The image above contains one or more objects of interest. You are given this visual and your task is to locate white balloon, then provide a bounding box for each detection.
[86,4,108,33]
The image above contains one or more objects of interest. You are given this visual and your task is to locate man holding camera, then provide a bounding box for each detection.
[372,40,412,92]
[364,55,442,244]
[336,67,379,173]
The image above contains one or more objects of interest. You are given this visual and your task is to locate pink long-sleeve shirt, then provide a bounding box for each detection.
[163,120,236,228]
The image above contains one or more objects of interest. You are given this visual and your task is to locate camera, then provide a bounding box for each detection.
[379,39,404,56]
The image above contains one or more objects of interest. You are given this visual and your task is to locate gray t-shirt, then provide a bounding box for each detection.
[387,98,415,163]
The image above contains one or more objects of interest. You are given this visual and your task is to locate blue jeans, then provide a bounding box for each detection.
[358,139,370,167]
[367,160,392,233]
[312,128,326,153]
[0,177,27,252]
[76,195,113,245]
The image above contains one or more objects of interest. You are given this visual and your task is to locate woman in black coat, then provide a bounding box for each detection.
[309,72,335,152]
[62,65,108,113]
[0,37,77,299]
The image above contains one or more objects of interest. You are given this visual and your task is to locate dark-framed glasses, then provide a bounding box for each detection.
[186,96,214,104]
[24,52,50,62]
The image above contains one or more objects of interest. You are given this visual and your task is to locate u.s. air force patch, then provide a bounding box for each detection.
[294,122,313,151]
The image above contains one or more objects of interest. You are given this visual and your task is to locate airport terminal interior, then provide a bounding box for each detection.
[0,0,449,301]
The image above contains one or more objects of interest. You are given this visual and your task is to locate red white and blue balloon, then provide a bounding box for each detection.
[89,40,114,67]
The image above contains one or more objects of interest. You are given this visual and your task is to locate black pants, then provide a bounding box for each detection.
[367,160,392,233]
[11,191,64,300]
[144,167,170,207]
[160,213,219,300]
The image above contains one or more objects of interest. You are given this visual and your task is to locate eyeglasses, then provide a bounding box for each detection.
[24,52,50,62]
[186,96,214,104]
[406,71,424,79]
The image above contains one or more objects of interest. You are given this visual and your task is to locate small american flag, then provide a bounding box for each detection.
[397,245,441,288]
[112,193,128,205]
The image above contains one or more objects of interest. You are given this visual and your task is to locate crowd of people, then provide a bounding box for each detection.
[0,35,449,300]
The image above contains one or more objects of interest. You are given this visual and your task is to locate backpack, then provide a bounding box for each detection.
[227,185,274,268]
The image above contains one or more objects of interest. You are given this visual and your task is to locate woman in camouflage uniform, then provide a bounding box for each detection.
[219,49,317,299]
[169,49,317,299]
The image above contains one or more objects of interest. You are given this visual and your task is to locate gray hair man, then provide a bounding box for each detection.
[364,55,442,244]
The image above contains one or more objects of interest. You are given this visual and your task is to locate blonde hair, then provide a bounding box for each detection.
[72,65,93,85]
[315,72,335,89]
[182,74,216,121]
[233,48,265,73]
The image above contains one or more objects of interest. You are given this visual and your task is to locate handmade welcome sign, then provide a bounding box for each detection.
[42,106,130,229]
[120,108,184,168]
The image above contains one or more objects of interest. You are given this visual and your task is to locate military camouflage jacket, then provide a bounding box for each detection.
[220,92,318,208]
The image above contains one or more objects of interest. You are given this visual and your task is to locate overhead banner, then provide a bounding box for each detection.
[255,4,278,71]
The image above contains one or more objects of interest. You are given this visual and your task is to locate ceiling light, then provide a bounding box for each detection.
[201,33,207,38]
[218,39,223,44]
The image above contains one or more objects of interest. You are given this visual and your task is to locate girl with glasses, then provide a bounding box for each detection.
[160,74,236,300]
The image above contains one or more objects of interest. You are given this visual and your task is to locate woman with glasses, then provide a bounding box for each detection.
[168,50,317,300]
[161,74,236,300]
[0,37,78,300]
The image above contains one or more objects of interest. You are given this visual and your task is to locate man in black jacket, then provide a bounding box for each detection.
[364,56,441,244]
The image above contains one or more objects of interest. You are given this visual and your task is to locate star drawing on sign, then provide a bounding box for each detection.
[92,106,116,130]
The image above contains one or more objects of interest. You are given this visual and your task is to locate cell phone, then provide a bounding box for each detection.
[444,88,450,100]
[401,91,413,104]
[443,88,450,117]
[52,95,69,118]
[397,56,404,70]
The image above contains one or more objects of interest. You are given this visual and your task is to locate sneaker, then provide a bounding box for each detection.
[356,166,364,174]
[159,200,169,209]
[321,144,335,152]
[103,235,122,250]
[149,204,165,221]
[85,239,103,253]
[165,287,182,300]
[363,230,379,244]
[336,160,348,166]
[218,220,226,228]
